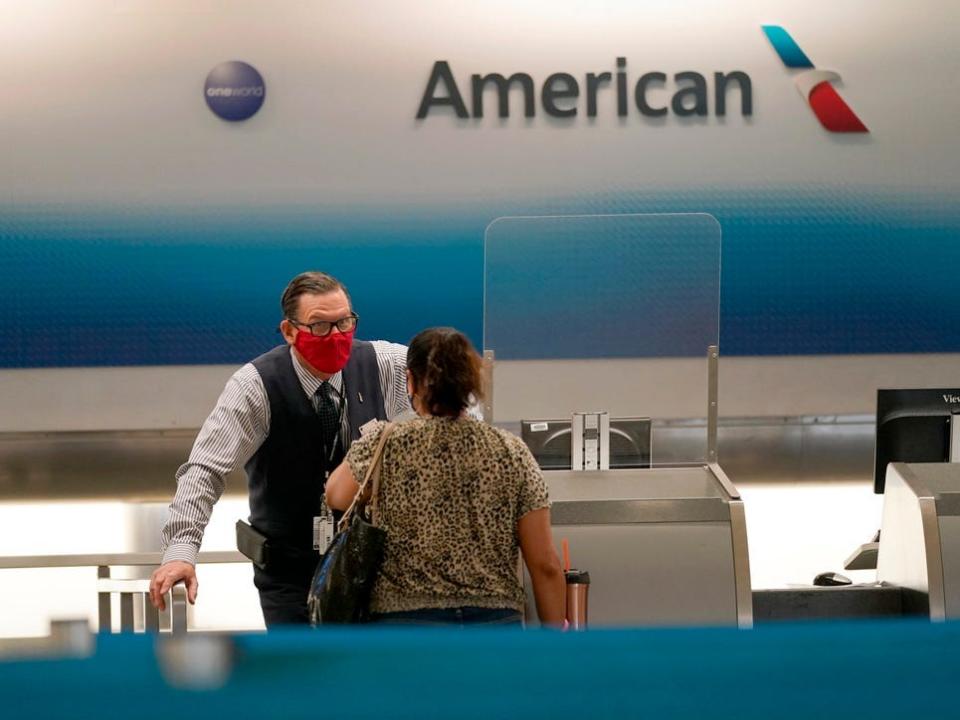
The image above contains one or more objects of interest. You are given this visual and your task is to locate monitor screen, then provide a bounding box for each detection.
[874,389,960,493]
[521,417,652,470]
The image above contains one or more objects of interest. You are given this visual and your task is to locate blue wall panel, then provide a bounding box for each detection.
[2,188,958,367]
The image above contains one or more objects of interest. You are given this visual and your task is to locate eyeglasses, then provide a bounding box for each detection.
[288,313,359,337]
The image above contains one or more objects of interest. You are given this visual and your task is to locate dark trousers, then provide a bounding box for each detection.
[253,556,317,628]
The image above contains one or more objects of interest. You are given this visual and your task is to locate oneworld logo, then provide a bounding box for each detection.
[762,25,868,133]
[204,61,266,121]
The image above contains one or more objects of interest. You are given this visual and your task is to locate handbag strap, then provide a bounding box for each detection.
[339,422,394,532]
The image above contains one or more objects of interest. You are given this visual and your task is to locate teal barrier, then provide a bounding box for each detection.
[3,620,959,719]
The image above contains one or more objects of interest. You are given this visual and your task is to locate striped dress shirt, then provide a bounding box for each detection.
[160,342,410,565]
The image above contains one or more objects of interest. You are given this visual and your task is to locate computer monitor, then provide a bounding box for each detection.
[521,417,652,470]
[874,389,960,493]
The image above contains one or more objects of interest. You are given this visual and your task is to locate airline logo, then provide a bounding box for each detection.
[204,61,266,122]
[762,25,868,133]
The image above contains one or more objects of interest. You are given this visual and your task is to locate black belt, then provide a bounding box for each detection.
[237,520,318,571]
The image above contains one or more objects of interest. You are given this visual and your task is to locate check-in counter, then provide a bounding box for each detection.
[877,462,960,620]
[526,464,751,628]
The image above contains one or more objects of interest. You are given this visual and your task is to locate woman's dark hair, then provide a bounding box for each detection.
[407,327,484,417]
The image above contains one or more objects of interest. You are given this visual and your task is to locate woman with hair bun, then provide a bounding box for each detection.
[325,327,565,626]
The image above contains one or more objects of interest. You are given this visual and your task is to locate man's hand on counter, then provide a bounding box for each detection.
[149,561,198,610]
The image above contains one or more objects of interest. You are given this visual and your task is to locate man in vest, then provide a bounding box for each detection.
[148,271,410,626]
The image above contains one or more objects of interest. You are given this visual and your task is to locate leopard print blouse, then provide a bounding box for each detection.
[345,416,549,614]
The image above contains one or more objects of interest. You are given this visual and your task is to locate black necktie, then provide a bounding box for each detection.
[316,381,340,455]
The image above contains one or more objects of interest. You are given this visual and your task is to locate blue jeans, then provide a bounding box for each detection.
[370,606,523,627]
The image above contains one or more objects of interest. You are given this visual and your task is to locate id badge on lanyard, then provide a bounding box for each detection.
[313,496,335,554]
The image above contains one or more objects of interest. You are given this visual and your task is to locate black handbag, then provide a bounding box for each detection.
[308,423,394,625]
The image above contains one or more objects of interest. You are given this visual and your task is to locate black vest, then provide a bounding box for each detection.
[246,341,387,551]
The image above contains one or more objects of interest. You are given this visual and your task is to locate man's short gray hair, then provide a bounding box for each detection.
[280,271,351,320]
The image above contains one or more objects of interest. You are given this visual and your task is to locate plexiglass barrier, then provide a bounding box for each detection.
[484,213,721,466]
